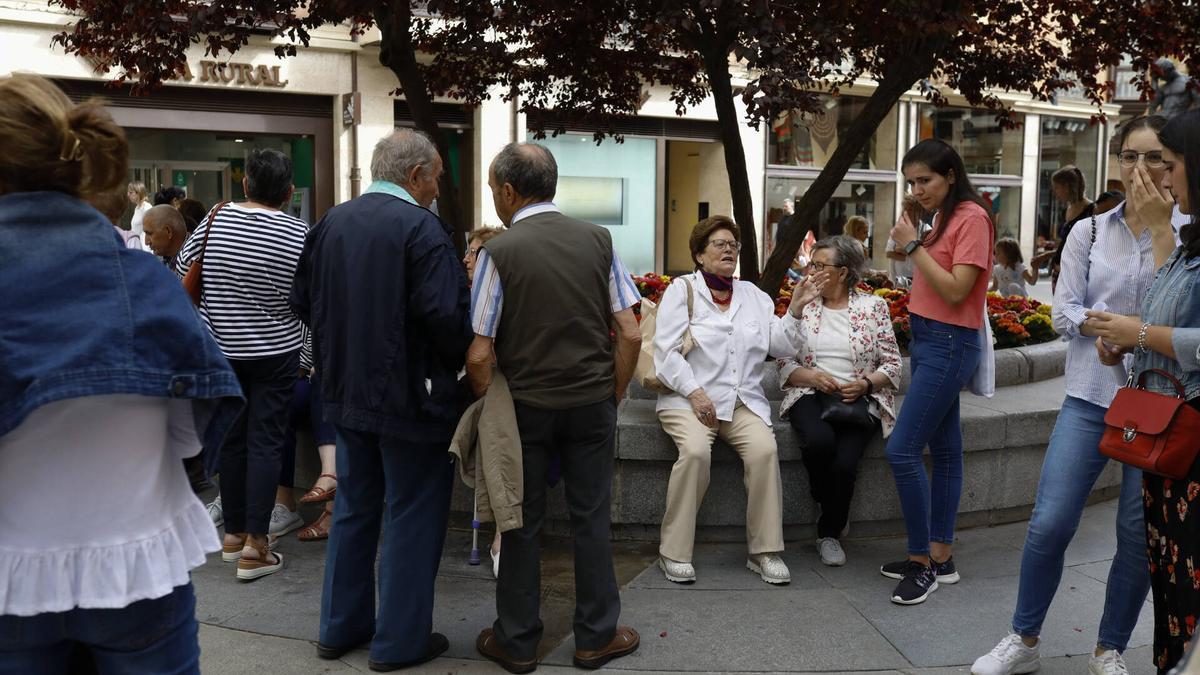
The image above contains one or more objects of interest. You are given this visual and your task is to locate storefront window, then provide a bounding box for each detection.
[769,95,900,170]
[918,106,1024,176]
[1037,117,1101,243]
[126,129,315,223]
[975,184,1022,242]
[766,177,896,270]
[533,133,657,274]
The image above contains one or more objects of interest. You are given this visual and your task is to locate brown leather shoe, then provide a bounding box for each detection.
[573,626,640,669]
[476,628,537,674]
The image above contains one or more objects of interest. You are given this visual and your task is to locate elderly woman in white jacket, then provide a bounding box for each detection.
[653,215,827,585]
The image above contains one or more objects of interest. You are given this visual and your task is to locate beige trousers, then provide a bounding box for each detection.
[658,404,785,563]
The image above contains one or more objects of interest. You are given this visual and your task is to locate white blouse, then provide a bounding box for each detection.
[0,395,220,617]
[812,306,855,383]
[653,272,805,425]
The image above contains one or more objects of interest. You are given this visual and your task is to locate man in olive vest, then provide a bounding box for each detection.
[467,143,642,672]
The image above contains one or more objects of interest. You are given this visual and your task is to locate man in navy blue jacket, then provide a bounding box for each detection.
[291,129,472,670]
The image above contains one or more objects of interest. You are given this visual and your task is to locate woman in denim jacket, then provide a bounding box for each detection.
[0,75,242,674]
[1090,110,1200,675]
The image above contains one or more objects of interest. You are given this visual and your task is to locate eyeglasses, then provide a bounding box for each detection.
[466,247,482,258]
[707,239,742,252]
[806,261,844,273]
[1117,150,1165,168]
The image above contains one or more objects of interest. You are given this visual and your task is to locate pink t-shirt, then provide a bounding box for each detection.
[908,201,993,329]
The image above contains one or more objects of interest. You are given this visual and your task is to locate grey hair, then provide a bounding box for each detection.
[370,129,439,186]
[492,142,557,200]
[812,235,867,288]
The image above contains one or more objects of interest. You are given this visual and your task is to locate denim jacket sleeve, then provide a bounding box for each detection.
[1168,260,1200,373]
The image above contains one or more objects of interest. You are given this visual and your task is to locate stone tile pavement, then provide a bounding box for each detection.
[195,498,1156,674]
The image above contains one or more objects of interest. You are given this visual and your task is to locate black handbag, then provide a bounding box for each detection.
[816,391,875,428]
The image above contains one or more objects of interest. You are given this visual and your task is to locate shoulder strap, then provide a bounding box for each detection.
[196,201,231,267]
[1083,213,1098,285]
[685,276,695,321]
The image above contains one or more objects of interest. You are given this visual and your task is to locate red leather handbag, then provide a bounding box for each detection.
[1099,368,1200,479]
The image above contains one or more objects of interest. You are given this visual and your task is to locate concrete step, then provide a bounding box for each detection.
[627,339,1066,400]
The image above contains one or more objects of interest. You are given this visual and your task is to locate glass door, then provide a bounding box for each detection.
[130,160,232,209]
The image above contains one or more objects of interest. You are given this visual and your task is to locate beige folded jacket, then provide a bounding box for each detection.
[447,371,523,532]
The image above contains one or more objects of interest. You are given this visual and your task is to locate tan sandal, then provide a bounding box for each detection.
[237,537,283,581]
[298,510,333,542]
[299,474,337,504]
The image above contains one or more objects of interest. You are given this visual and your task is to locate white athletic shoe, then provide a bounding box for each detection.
[816,538,847,566]
[268,503,303,537]
[1089,649,1129,675]
[658,556,696,583]
[207,495,223,528]
[971,634,1040,675]
[746,553,791,585]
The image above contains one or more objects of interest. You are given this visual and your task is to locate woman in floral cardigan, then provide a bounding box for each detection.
[778,235,902,567]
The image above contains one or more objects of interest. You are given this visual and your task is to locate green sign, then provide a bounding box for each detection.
[172,170,188,187]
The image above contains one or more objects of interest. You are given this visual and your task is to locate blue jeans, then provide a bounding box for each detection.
[319,426,453,664]
[0,582,199,675]
[1012,395,1150,651]
[885,314,981,555]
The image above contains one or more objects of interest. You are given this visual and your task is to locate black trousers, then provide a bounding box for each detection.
[787,394,880,539]
[219,350,299,535]
[494,398,621,661]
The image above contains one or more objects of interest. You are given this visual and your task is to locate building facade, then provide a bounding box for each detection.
[1,2,1120,275]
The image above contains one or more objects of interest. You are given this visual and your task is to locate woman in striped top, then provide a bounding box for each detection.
[175,148,308,581]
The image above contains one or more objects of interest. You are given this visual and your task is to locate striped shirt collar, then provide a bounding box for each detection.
[365,180,418,206]
[511,202,558,224]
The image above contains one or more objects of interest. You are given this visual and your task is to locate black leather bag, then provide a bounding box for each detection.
[816,391,875,428]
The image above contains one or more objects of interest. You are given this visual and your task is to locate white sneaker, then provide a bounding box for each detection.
[746,553,790,585]
[1089,649,1129,675]
[207,496,223,528]
[658,556,696,583]
[971,634,1040,675]
[816,538,846,566]
[268,503,303,537]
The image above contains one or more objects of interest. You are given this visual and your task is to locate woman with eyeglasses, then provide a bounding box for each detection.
[972,115,1183,675]
[883,139,995,606]
[1086,110,1200,675]
[777,236,902,567]
[652,215,827,585]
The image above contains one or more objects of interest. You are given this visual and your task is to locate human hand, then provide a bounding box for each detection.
[839,378,870,403]
[789,269,830,315]
[807,370,840,395]
[1129,163,1175,233]
[688,389,718,428]
[1084,310,1143,349]
[1094,336,1129,366]
[889,212,918,249]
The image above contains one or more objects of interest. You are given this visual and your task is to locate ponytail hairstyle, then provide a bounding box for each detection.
[1158,110,1200,259]
[901,138,994,248]
[1050,165,1086,203]
[0,75,128,201]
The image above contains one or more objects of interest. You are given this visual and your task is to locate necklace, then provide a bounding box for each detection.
[712,291,731,306]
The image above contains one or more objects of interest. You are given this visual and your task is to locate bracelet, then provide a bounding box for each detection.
[864,378,875,395]
[1137,322,1151,353]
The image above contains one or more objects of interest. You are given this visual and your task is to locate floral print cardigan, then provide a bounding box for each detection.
[777,291,903,437]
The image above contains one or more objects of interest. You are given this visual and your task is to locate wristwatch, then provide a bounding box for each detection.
[903,239,921,256]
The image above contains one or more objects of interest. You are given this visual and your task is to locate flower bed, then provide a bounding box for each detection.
[632,273,1058,351]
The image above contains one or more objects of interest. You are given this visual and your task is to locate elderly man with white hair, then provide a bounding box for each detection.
[291,129,472,670]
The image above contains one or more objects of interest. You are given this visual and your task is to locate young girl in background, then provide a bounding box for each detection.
[990,238,1037,297]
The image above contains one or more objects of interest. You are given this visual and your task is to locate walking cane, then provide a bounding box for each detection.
[469,490,481,565]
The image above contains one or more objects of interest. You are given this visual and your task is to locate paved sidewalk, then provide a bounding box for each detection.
[195,498,1155,674]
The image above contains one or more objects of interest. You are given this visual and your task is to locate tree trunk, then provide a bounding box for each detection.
[703,47,760,282]
[758,60,941,296]
[375,1,466,252]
